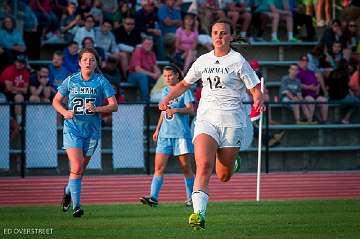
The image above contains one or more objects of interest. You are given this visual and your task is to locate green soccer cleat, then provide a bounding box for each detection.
[234,155,241,173]
[188,212,205,231]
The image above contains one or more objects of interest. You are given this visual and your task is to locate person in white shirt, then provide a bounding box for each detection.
[159,18,265,231]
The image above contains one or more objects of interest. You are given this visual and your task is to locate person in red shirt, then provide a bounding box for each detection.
[127,36,161,102]
[0,54,30,123]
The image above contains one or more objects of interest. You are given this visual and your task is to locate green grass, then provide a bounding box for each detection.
[1,200,360,239]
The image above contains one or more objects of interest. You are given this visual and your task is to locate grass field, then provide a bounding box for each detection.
[1,200,360,239]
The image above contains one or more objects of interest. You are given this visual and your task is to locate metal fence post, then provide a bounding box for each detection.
[20,103,26,178]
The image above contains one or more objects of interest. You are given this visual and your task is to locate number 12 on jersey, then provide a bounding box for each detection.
[207,76,224,89]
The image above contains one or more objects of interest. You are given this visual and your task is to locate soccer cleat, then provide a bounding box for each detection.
[61,187,71,212]
[185,199,193,207]
[188,212,205,231]
[139,196,158,207]
[73,207,84,217]
[234,155,241,172]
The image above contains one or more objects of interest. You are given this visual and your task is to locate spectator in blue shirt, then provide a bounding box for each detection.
[63,41,80,74]
[48,51,71,91]
[157,0,182,36]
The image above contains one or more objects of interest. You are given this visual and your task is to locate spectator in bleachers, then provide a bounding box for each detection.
[343,20,359,53]
[340,61,360,124]
[220,0,252,38]
[3,0,41,59]
[128,36,161,101]
[175,13,198,74]
[73,15,96,46]
[191,0,222,35]
[316,0,331,27]
[94,20,119,60]
[63,41,80,73]
[101,0,119,22]
[89,0,104,27]
[135,0,166,60]
[48,51,71,90]
[0,54,30,124]
[157,0,182,46]
[195,16,213,51]
[327,59,350,101]
[113,13,142,78]
[76,0,93,21]
[290,0,316,41]
[102,56,122,87]
[298,55,328,124]
[280,64,313,124]
[340,1,360,40]
[319,19,347,54]
[113,0,135,29]
[319,41,345,75]
[29,66,53,103]
[253,0,297,42]
[0,16,26,64]
[60,2,81,43]
[81,37,106,65]
[29,0,60,41]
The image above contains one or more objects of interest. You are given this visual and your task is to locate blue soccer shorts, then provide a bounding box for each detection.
[156,138,194,156]
[63,131,99,157]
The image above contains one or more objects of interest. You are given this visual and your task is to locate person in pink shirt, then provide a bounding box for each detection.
[128,36,161,101]
[175,13,198,74]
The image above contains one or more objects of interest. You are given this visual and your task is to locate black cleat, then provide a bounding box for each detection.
[139,196,158,207]
[73,207,84,217]
[62,187,71,212]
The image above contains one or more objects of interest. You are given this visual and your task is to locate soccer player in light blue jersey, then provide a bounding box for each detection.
[140,65,195,207]
[52,47,118,217]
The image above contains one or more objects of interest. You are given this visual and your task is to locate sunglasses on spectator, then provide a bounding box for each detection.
[349,24,356,27]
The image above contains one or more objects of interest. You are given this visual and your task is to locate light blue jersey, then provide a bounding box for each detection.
[57,72,115,139]
[158,87,194,139]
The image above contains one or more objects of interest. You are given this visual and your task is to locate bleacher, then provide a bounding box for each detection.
[3,35,357,176]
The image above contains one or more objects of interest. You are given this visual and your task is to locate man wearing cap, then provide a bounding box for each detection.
[0,54,30,123]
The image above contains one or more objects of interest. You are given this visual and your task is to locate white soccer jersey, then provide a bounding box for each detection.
[184,49,259,127]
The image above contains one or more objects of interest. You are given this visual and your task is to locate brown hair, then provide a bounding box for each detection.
[211,18,234,35]
[79,47,100,65]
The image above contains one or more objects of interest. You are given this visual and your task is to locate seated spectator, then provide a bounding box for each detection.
[89,0,103,27]
[195,16,213,51]
[340,1,360,41]
[29,66,53,103]
[0,54,30,124]
[3,0,41,60]
[60,2,81,43]
[320,41,345,77]
[102,56,122,87]
[101,0,118,22]
[343,20,359,53]
[221,0,252,38]
[280,64,313,124]
[341,62,360,124]
[73,15,96,46]
[128,36,161,102]
[157,0,182,48]
[290,0,316,41]
[193,0,222,35]
[298,55,329,124]
[94,20,119,61]
[113,14,142,78]
[174,13,198,74]
[63,41,80,73]
[48,51,71,91]
[113,0,135,29]
[76,0,92,21]
[29,0,60,40]
[319,19,347,53]
[135,0,165,60]
[0,16,26,65]
[81,36,106,63]
[253,0,297,42]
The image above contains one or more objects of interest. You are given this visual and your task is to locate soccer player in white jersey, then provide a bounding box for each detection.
[140,65,195,207]
[52,48,118,217]
[159,18,266,230]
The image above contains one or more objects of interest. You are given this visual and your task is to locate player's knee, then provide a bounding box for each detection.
[70,166,83,178]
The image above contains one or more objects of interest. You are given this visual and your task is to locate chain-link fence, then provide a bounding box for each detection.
[0,101,360,177]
